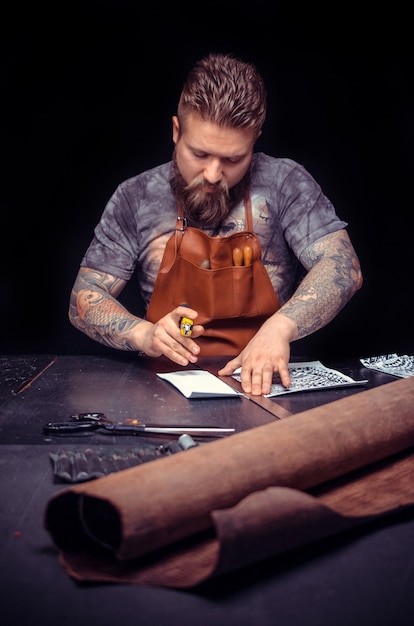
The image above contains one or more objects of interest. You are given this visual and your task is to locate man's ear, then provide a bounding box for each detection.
[172,116,180,144]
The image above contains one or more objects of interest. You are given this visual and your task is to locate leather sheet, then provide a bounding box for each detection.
[44,376,414,588]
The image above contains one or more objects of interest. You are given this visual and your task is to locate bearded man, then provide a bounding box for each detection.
[69,53,362,396]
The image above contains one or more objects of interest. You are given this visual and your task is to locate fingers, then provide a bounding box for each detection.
[145,307,204,366]
[243,363,291,396]
[176,304,198,325]
[239,363,274,396]
[156,326,201,366]
[277,362,291,388]
[219,357,291,396]
[218,357,241,377]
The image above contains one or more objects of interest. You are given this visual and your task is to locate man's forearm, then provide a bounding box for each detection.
[69,289,144,350]
[68,267,144,351]
[278,266,350,339]
[278,233,362,340]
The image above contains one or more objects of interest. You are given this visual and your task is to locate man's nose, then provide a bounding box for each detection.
[203,159,222,184]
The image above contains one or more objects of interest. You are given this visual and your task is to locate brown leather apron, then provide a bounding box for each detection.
[146,193,280,355]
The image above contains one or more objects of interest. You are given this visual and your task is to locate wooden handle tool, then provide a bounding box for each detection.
[232,247,243,266]
[243,245,253,266]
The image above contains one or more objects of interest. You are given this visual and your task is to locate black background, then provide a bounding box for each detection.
[2,1,413,359]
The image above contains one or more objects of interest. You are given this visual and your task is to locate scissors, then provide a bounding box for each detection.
[43,412,235,437]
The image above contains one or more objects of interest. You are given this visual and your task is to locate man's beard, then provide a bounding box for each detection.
[170,149,250,228]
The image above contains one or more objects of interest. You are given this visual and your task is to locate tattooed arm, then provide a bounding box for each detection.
[69,267,202,365]
[278,229,363,339]
[219,229,363,395]
[68,267,143,350]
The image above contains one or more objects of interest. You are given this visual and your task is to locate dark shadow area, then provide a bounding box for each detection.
[2,1,412,359]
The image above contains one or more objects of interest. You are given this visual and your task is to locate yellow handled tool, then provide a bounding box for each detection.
[179,303,193,336]
[180,316,193,337]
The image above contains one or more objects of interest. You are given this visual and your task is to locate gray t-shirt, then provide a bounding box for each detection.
[81,152,347,307]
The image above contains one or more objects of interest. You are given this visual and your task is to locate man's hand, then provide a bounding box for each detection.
[218,313,297,395]
[219,229,363,396]
[69,268,204,365]
[137,305,204,366]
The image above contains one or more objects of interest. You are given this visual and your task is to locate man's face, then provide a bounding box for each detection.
[171,112,257,226]
[172,112,256,190]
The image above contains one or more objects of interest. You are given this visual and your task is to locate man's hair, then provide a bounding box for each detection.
[177,53,267,136]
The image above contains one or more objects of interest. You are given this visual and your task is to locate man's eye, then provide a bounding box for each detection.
[226,158,242,164]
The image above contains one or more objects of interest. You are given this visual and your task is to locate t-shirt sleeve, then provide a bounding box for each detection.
[276,162,348,261]
[80,183,140,281]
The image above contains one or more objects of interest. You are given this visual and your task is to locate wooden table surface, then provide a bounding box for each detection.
[1,352,413,626]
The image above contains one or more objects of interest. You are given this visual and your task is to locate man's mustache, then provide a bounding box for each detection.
[185,175,229,196]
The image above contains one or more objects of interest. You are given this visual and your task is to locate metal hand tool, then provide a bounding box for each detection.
[43,412,235,437]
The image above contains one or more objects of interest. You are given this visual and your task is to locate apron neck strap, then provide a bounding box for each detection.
[244,190,253,231]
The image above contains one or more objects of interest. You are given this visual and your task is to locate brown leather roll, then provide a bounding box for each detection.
[44,376,414,588]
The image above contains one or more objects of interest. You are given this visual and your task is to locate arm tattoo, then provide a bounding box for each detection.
[279,230,362,339]
[69,267,144,350]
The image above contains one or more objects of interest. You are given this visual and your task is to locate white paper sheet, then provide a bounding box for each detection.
[157,370,240,399]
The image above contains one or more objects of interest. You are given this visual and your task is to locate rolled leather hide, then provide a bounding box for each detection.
[44,376,414,588]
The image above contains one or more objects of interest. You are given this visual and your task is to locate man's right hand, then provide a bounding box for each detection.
[136,305,204,366]
[69,268,204,365]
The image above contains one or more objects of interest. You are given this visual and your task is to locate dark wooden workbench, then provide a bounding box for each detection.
[1,353,413,626]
